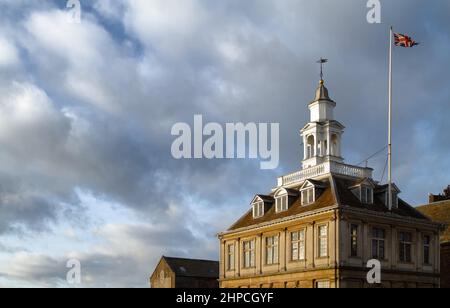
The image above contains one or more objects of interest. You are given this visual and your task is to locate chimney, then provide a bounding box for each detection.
[429,185,450,203]
[444,185,450,198]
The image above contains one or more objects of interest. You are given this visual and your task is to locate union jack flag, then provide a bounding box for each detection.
[394,33,419,48]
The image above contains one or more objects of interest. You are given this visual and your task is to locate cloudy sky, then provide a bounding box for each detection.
[0,0,448,287]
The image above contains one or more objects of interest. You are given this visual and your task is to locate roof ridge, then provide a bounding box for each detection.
[417,199,450,208]
[163,256,219,263]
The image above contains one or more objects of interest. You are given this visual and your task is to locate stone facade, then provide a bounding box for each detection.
[219,194,440,288]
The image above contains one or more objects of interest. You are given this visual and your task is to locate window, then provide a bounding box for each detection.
[423,235,431,265]
[227,244,235,271]
[361,186,373,204]
[372,228,385,259]
[253,202,264,218]
[399,232,412,263]
[318,225,328,257]
[316,280,330,288]
[301,188,315,205]
[291,230,306,261]
[266,236,279,265]
[331,134,338,157]
[275,196,288,213]
[385,191,398,208]
[350,224,359,257]
[392,193,398,208]
[243,240,255,268]
[306,135,315,158]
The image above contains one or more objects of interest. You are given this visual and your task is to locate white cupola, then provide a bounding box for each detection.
[300,78,345,169]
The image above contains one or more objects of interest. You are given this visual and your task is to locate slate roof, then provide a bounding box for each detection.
[228,175,430,231]
[162,256,219,279]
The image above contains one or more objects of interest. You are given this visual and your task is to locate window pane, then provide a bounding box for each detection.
[299,230,305,241]
[319,226,328,257]
[316,281,330,288]
[292,243,298,261]
[361,187,367,203]
[406,244,411,262]
[424,236,430,265]
[302,191,308,205]
[399,242,405,261]
[308,189,314,203]
[250,251,255,267]
[424,246,430,264]
[350,224,358,257]
[379,241,385,259]
[320,226,327,237]
[299,241,305,260]
[274,245,278,263]
[372,239,378,258]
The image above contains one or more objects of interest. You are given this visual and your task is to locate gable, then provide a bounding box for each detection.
[300,179,326,190]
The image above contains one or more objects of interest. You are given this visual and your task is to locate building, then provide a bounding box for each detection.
[417,188,450,288]
[218,75,442,288]
[150,256,219,288]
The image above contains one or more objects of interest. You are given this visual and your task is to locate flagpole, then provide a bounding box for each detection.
[388,26,393,211]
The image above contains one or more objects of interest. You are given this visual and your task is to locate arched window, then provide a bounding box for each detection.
[307,135,315,159]
[331,134,338,157]
[275,189,288,213]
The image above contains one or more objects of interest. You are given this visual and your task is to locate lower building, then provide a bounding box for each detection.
[150,256,219,288]
[417,188,450,288]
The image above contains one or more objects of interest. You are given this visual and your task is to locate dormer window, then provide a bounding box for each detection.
[361,186,373,204]
[299,179,325,206]
[376,183,401,209]
[252,201,264,218]
[275,195,288,213]
[350,179,375,205]
[273,188,298,213]
[251,195,273,219]
[301,188,315,205]
[387,191,398,208]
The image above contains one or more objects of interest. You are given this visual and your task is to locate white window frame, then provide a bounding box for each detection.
[301,187,315,206]
[371,227,386,260]
[291,229,306,261]
[399,231,412,263]
[252,201,264,218]
[227,244,235,271]
[265,236,279,265]
[243,240,255,268]
[318,225,328,258]
[275,195,288,213]
[360,186,373,204]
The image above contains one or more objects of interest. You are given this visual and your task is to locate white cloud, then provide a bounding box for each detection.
[0,36,19,67]
[124,0,206,55]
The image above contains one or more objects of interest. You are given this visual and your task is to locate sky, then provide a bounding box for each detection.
[0,0,449,287]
